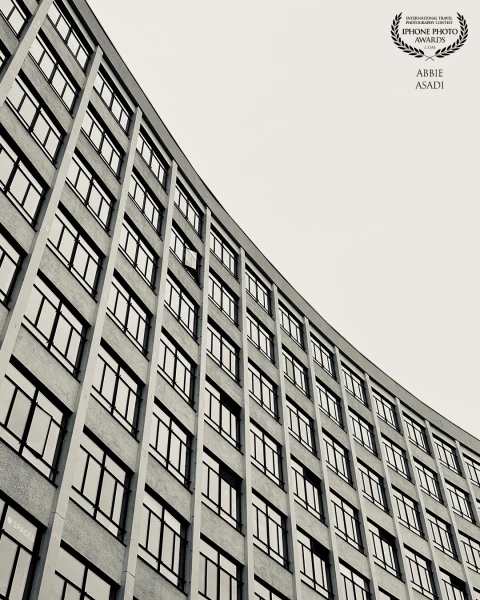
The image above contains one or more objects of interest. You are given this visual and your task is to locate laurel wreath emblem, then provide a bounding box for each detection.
[391,13,468,60]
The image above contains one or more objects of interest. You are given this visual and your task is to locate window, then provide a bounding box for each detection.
[291,458,323,520]
[415,461,442,501]
[47,2,91,69]
[245,266,271,313]
[1,0,27,37]
[48,209,102,295]
[311,336,335,378]
[465,454,480,487]
[254,579,287,600]
[279,303,303,347]
[7,77,63,162]
[445,482,474,522]
[349,410,376,455]
[250,421,282,486]
[358,461,388,510]
[324,433,352,483]
[204,381,240,449]
[246,311,274,361]
[128,171,162,232]
[460,532,480,573]
[23,276,86,375]
[0,229,21,305]
[434,436,461,474]
[170,225,199,280]
[252,493,287,566]
[158,332,195,403]
[331,491,362,550]
[29,33,78,111]
[286,399,315,453]
[373,390,398,430]
[317,381,343,427]
[67,153,113,230]
[206,322,239,381]
[150,402,190,486]
[164,274,198,338]
[174,183,203,235]
[283,348,309,395]
[297,530,332,597]
[119,218,157,287]
[203,452,240,529]
[210,227,237,276]
[383,437,410,479]
[92,345,141,435]
[0,44,7,71]
[342,365,367,405]
[209,272,238,323]
[1,362,65,480]
[427,511,456,557]
[404,547,435,600]
[404,414,430,453]
[107,275,150,353]
[199,538,241,600]
[369,522,400,577]
[340,563,370,600]
[53,546,114,600]
[441,571,467,600]
[94,68,131,132]
[139,491,186,588]
[248,363,277,418]
[0,498,38,600]
[392,487,423,536]
[82,108,122,176]
[136,129,169,188]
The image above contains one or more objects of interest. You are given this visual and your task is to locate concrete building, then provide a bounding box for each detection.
[1,1,480,599]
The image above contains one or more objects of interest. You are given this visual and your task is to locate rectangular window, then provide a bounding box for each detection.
[441,571,467,600]
[248,362,277,418]
[202,452,240,529]
[250,421,282,486]
[47,2,91,69]
[150,402,190,486]
[0,362,65,480]
[383,437,410,479]
[358,461,388,511]
[0,229,21,305]
[206,322,239,381]
[291,458,323,521]
[342,365,367,405]
[349,410,377,455]
[107,275,150,353]
[158,332,195,403]
[317,380,343,427]
[66,153,113,230]
[139,491,186,588]
[404,413,430,453]
[254,579,287,600]
[283,348,309,395]
[94,68,131,133]
[279,303,303,347]
[209,271,238,323]
[92,345,141,435]
[245,266,271,313]
[170,225,200,281]
[298,530,332,597]
[427,511,456,558]
[324,432,351,483]
[434,436,461,474]
[82,108,122,176]
[48,209,101,295]
[331,491,362,550]
[465,454,480,487]
[165,274,198,338]
[175,183,203,236]
[29,33,78,111]
[136,129,169,188]
[445,482,474,522]
[404,547,436,600]
[53,546,114,599]
[1,0,27,36]
[204,381,240,449]
[210,227,237,276]
[7,77,63,162]
[128,171,162,232]
[23,276,86,375]
[369,522,400,577]
[252,493,287,566]
[460,532,480,573]
[373,390,398,430]
[199,538,241,600]
[415,460,442,501]
[340,563,370,600]
[286,399,315,453]
[119,218,157,287]
[0,45,7,71]
[246,311,274,361]
[311,336,335,378]
[392,487,423,536]
[72,433,129,539]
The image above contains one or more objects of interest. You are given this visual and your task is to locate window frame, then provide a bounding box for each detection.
[245,265,271,314]
[250,421,283,487]
[202,451,241,530]
[158,332,196,403]
[317,380,343,427]
[210,227,237,277]
[331,491,363,551]
[311,335,336,378]
[81,107,123,177]
[282,347,309,396]
[252,492,288,567]
[279,303,303,348]
[358,461,388,511]
[204,380,240,450]
[324,432,352,484]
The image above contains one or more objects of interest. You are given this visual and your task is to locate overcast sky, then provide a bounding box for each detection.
[87,0,480,440]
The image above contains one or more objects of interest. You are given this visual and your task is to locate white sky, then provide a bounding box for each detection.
[87,0,480,440]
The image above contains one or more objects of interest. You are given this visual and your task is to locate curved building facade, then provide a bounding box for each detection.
[0,2,480,600]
